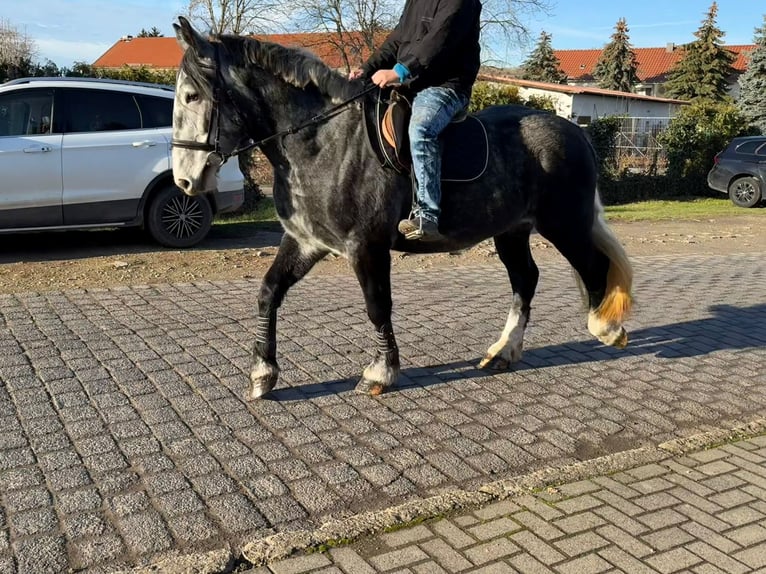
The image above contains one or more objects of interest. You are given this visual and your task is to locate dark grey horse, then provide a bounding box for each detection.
[170,17,633,400]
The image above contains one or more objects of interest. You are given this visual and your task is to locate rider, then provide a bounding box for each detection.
[350,0,482,241]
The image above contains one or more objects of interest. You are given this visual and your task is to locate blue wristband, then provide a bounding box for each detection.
[393,63,410,82]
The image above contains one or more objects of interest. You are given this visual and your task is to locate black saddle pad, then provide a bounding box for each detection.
[441,116,488,182]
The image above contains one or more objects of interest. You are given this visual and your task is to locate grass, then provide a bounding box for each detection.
[215,196,762,227]
[217,196,279,224]
[604,197,760,222]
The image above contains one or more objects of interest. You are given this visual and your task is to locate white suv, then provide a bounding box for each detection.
[0,77,244,247]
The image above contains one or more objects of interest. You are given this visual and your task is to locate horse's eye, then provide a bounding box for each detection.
[185,93,200,104]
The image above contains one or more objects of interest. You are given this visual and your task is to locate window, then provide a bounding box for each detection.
[0,90,55,136]
[136,95,173,128]
[576,116,591,126]
[755,143,766,157]
[65,89,141,133]
[734,140,766,155]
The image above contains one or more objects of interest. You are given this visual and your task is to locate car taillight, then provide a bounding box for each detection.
[713,153,720,165]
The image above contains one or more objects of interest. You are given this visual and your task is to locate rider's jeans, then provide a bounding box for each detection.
[408,86,469,224]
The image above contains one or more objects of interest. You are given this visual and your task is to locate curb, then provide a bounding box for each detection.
[125,417,766,573]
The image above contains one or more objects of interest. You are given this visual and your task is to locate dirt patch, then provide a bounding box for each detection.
[0,215,763,294]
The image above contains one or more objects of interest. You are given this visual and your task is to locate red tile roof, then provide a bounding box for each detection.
[92,32,379,70]
[554,45,754,84]
[479,74,688,104]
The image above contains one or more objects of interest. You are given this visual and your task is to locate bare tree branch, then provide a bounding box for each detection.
[0,18,37,66]
[185,0,287,34]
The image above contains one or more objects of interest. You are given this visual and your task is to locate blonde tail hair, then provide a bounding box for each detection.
[591,194,633,323]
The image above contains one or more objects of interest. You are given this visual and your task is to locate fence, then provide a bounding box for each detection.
[614,116,671,173]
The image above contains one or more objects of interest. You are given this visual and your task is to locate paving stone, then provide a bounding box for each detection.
[166,512,218,543]
[329,547,376,574]
[468,517,522,541]
[464,539,519,566]
[118,510,173,555]
[430,520,476,550]
[207,493,267,532]
[509,531,565,566]
[645,547,703,574]
[367,545,428,571]
[3,254,766,573]
[12,535,68,574]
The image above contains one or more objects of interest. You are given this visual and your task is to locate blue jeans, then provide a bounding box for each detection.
[408,86,469,224]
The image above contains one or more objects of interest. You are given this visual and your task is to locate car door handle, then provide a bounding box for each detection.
[23,145,52,153]
[132,140,158,148]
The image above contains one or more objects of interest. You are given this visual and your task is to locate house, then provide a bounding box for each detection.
[553,44,754,99]
[479,75,688,125]
[92,32,376,72]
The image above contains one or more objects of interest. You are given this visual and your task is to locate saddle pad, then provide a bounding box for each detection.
[440,116,489,182]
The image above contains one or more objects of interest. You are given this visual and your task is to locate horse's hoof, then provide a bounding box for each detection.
[355,378,389,396]
[248,363,279,400]
[479,355,510,371]
[612,329,628,349]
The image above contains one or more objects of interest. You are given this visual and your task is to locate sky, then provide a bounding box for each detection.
[2,0,764,69]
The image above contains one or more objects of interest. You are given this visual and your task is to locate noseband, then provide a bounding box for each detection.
[171,44,378,165]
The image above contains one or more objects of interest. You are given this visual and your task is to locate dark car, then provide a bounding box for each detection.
[707,136,766,208]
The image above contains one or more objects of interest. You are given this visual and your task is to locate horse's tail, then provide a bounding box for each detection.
[591,192,633,324]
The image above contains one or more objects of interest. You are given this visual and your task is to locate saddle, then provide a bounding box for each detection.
[365,89,489,182]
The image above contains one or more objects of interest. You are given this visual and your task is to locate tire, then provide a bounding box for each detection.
[146,185,213,248]
[728,177,762,208]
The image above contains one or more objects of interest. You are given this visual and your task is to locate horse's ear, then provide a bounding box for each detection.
[174,16,214,61]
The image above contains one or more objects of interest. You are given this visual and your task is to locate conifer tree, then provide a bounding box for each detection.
[522,31,567,84]
[594,18,639,92]
[664,2,735,101]
[737,15,766,134]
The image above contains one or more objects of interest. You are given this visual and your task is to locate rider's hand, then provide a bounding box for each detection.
[348,68,364,80]
[371,69,401,88]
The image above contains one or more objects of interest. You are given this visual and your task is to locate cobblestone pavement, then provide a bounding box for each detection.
[253,434,766,574]
[0,253,764,572]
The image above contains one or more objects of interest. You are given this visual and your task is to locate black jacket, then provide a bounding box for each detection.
[362,0,482,97]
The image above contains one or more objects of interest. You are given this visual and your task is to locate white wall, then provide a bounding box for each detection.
[514,86,683,122]
[570,94,682,121]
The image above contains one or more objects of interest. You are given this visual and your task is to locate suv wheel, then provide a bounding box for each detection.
[146,185,213,248]
[728,177,762,208]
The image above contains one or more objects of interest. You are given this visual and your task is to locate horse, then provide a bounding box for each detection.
[170,16,633,400]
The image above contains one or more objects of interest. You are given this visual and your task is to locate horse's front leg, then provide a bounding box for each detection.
[249,233,326,400]
[352,244,400,395]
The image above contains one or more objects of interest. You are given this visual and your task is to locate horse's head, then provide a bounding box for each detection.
[171,17,248,196]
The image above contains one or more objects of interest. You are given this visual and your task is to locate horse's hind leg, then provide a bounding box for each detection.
[480,226,539,370]
[536,202,632,348]
[249,234,327,400]
[351,244,400,395]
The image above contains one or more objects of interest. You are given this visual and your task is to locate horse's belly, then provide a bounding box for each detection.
[281,216,345,257]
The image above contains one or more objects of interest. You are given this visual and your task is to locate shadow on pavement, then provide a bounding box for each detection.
[267,302,766,400]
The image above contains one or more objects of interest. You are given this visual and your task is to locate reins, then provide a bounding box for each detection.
[230,82,379,157]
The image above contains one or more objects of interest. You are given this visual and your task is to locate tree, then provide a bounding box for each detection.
[594,18,639,93]
[664,2,736,102]
[480,0,552,66]
[186,0,286,34]
[0,18,36,81]
[286,0,397,73]
[521,31,566,83]
[737,15,766,134]
[137,27,164,37]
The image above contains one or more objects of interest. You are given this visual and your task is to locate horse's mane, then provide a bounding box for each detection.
[213,34,356,104]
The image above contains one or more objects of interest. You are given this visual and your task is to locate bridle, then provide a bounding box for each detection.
[171,43,378,167]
